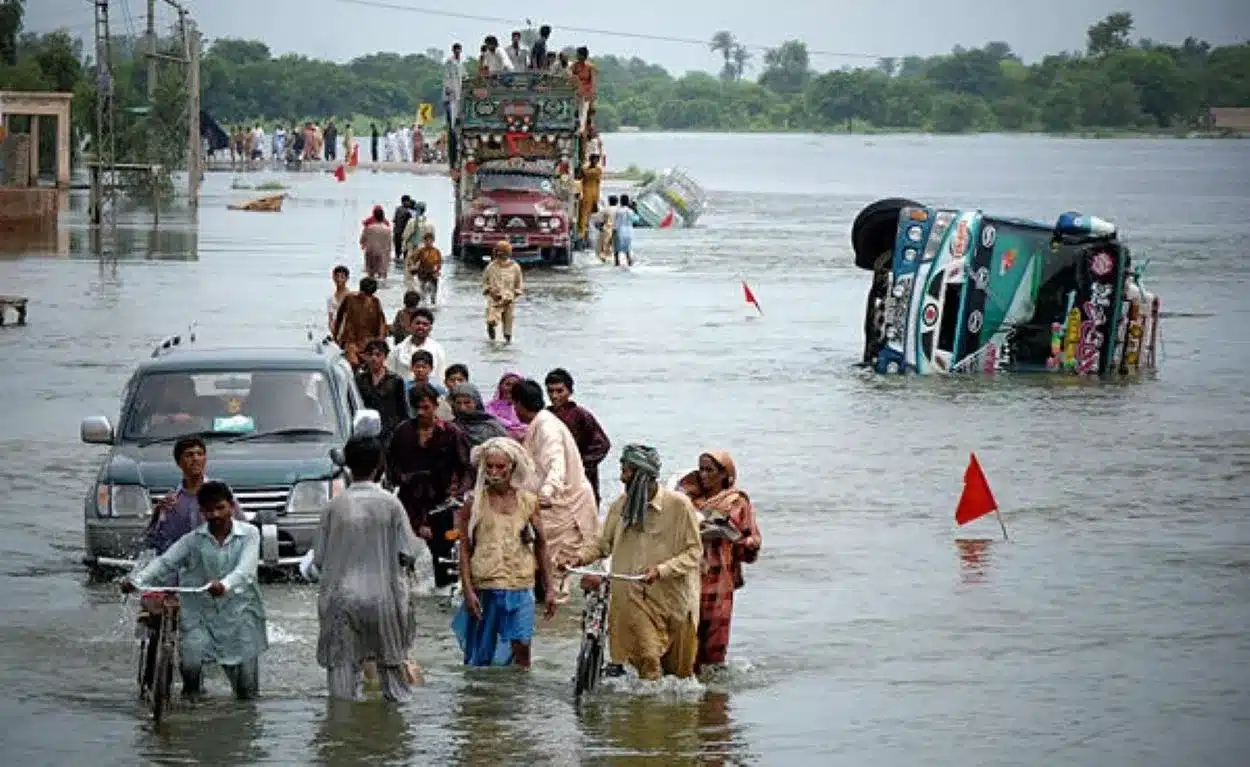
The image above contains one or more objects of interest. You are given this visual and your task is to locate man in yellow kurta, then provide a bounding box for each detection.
[576,154,603,242]
[561,444,702,680]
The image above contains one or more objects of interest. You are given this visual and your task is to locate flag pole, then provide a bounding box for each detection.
[994,508,1009,541]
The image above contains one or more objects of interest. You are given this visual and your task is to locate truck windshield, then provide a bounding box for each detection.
[478,174,554,194]
[120,369,342,442]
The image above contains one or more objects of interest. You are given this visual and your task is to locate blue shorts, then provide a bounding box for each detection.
[451,588,535,666]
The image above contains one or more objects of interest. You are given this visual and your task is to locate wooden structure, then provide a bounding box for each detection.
[0,296,29,326]
[1208,108,1250,134]
[88,161,162,225]
[0,91,73,188]
[228,193,285,212]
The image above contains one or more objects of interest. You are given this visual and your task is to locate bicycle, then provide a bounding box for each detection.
[566,567,645,698]
[428,497,465,609]
[132,583,209,723]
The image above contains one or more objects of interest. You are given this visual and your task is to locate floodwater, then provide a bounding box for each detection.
[2,132,1249,766]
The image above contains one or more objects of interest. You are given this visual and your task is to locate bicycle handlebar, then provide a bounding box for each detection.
[565,566,645,582]
[131,583,212,593]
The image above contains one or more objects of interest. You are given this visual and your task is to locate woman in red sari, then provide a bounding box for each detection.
[677,450,761,672]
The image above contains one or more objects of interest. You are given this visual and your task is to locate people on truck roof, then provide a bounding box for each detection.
[529,25,551,70]
[481,36,507,75]
[443,43,464,128]
[504,31,528,71]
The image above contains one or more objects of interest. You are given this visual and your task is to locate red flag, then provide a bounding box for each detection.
[742,281,762,314]
[333,165,346,182]
[659,209,675,228]
[956,452,999,525]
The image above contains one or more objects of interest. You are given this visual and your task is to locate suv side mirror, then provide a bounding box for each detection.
[351,409,382,439]
[81,416,114,445]
[329,447,346,468]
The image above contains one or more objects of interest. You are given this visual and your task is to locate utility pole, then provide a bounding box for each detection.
[146,0,157,103]
[91,0,117,226]
[183,13,200,208]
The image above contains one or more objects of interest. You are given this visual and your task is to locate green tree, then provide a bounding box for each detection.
[0,0,23,67]
[1087,12,1134,57]
[759,40,811,95]
[710,30,736,81]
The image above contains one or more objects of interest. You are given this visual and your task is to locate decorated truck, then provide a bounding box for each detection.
[851,198,1160,376]
[451,71,580,267]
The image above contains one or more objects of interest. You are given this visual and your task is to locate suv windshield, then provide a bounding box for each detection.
[120,369,342,442]
[477,173,554,194]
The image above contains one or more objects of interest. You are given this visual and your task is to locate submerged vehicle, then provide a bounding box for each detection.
[79,335,381,574]
[632,167,707,229]
[852,198,1160,376]
[452,71,580,267]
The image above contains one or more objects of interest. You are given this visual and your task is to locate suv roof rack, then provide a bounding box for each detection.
[150,323,198,358]
[307,324,337,354]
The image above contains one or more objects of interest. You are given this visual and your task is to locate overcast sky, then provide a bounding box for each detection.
[27,0,1250,75]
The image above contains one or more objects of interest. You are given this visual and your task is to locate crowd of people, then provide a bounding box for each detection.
[219,120,448,170]
[117,26,717,709]
[119,252,764,703]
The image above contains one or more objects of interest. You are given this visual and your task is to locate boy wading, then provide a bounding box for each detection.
[482,241,524,343]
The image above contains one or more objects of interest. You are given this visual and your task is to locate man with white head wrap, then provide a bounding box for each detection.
[559,444,703,680]
[452,437,558,667]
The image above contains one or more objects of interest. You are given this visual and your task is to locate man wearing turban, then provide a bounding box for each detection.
[559,444,702,680]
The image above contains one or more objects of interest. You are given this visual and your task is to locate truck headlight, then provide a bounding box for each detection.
[287,480,331,514]
[473,215,486,229]
[96,484,152,518]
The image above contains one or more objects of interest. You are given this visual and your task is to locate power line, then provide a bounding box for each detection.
[330,0,890,61]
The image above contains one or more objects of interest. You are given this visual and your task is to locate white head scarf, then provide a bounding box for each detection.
[467,437,534,540]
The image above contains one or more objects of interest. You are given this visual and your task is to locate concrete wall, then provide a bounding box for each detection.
[0,187,58,234]
[1,134,32,186]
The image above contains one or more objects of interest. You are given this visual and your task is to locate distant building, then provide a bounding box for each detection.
[1208,108,1250,133]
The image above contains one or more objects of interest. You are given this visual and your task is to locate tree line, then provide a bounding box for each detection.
[3,9,1249,152]
[194,14,1250,135]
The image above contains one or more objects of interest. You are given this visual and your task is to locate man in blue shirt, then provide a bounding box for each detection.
[122,482,269,700]
[146,436,243,556]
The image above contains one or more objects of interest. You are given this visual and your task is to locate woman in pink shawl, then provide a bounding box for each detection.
[485,372,528,441]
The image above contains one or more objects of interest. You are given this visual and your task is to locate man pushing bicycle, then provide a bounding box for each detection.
[121,481,269,701]
[557,445,703,681]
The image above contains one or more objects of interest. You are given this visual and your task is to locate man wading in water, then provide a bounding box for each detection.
[311,436,423,701]
[122,482,269,700]
[483,241,524,343]
[333,277,387,368]
[559,445,702,681]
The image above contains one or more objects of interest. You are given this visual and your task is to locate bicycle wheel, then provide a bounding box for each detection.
[150,618,175,723]
[574,636,603,697]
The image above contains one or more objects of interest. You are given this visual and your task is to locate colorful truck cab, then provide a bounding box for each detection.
[452,71,580,267]
[852,199,1160,376]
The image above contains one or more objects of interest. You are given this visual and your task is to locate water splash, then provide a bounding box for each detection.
[598,669,707,700]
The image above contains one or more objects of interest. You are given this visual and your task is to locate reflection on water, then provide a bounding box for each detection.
[314,699,414,766]
[141,700,268,764]
[955,538,995,585]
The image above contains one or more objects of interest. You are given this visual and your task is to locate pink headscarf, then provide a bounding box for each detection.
[485,371,527,440]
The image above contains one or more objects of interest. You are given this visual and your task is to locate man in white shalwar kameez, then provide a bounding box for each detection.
[510,378,599,601]
[310,436,423,701]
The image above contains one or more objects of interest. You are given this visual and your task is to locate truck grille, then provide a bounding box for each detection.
[505,215,536,230]
[148,486,291,515]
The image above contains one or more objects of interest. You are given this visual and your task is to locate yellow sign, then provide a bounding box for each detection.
[417,103,435,125]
